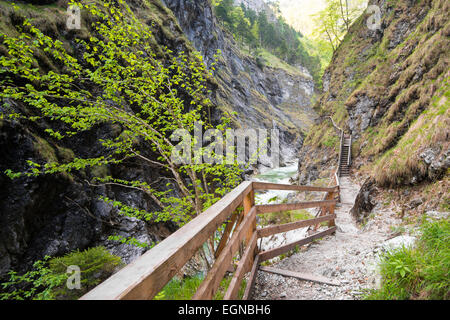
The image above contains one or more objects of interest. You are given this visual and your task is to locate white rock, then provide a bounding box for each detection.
[382,235,416,252]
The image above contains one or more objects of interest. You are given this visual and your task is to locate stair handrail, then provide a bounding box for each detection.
[347,135,352,166]
[337,129,344,176]
[327,115,344,133]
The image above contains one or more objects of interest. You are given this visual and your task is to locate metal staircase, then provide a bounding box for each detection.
[338,134,352,177]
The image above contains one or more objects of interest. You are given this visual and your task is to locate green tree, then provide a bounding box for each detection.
[313,0,366,53]
[0,0,242,248]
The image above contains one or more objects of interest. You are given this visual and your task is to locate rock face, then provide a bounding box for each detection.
[0,0,317,278]
[296,0,449,188]
[0,119,174,277]
[419,148,450,181]
[164,0,317,164]
[0,0,192,278]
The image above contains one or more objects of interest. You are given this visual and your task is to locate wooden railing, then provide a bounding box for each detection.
[80,181,339,300]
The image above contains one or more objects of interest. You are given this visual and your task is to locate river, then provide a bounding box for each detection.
[251,162,299,205]
[250,161,312,255]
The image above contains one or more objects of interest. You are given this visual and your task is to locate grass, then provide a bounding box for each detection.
[256,48,311,78]
[258,209,314,227]
[364,218,450,300]
[155,274,247,300]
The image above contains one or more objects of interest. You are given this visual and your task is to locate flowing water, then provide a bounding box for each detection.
[251,161,311,255]
[252,162,299,205]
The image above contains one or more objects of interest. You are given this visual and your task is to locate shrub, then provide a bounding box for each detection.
[155,274,247,300]
[0,247,123,300]
[365,219,450,300]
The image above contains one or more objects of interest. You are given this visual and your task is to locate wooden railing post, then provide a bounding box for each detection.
[328,192,336,227]
[243,188,255,243]
[81,181,341,301]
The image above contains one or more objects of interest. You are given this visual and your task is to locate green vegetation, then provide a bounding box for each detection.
[365,219,450,300]
[155,273,246,300]
[212,0,322,82]
[312,0,366,54]
[256,47,309,77]
[1,0,242,235]
[373,79,449,187]
[0,247,123,300]
[259,208,314,227]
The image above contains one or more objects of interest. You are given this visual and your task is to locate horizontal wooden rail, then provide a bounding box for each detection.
[80,181,253,300]
[81,179,340,301]
[258,227,337,262]
[256,199,336,215]
[257,214,336,238]
[253,182,338,192]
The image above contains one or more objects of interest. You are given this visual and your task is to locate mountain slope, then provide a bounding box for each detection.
[296,0,449,201]
[165,0,317,163]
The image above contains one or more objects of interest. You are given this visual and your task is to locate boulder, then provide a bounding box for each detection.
[350,178,377,223]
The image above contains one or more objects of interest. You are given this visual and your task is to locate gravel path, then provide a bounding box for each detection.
[251,177,402,300]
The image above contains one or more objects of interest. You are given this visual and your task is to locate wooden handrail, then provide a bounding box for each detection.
[348,135,352,166]
[257,214,336,238]
[192,206,257,300]
[253,182,338,192]
[256,200,336,214]
[80,180,339,301]
[337,129,344,176]
[80,181,253,300]
[258,227,337,261]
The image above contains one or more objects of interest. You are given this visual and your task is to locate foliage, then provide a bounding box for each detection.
[365,219,450,300]
[155,274,204,300]
[213,0,321,81]
[155,273,246,300]
[0,0,243,234]
[0,247,123,300]
[312,0,366,53]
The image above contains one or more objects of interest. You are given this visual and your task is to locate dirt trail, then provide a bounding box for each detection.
[251,177,402,300]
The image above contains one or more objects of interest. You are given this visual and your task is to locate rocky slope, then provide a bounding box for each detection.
[0,0,316,278]
[295,0,449,213]
[165,0,316,164]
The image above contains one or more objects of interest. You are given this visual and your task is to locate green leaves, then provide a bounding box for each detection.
[389,258,411,278]
[1,0,242,236]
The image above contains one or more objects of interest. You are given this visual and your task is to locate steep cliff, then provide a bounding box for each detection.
[164,0,316,163]
[296,0,449,209]
[0,0,317,278]
[0,0,194,277]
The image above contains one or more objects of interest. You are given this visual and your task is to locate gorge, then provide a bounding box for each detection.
[0,0,448,301]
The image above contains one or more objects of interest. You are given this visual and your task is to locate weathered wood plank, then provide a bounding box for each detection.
[259,267,340,286]
[328,202,336,228]
[80,181,253,300]
[224,232,258,300]
[193,207,257,300]
[256,200,336,215]
[257,214,336,238]
[258,227,337,262]
[253,182,337,192]
[243,190,255,243]
[215,211,239,258]
[242,254,260,300]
